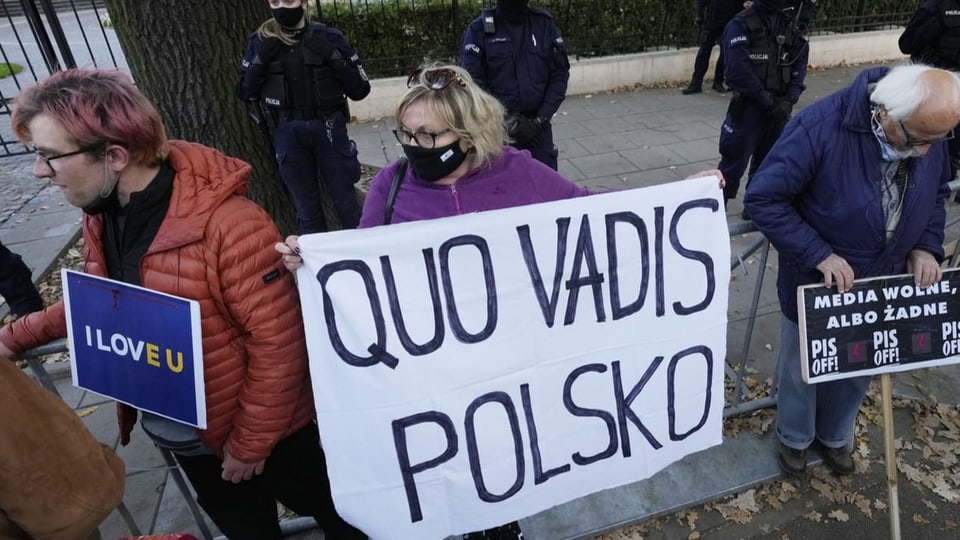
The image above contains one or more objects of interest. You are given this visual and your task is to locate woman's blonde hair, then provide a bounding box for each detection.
[397,63,507,168]
[257,1,310,46]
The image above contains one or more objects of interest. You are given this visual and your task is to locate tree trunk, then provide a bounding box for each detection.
[102,0,299,236]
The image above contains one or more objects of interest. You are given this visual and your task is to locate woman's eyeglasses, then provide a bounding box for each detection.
[406,67,465,91]
[392,128,453,149]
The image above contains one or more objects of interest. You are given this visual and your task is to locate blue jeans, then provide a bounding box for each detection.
[775,315,871,450]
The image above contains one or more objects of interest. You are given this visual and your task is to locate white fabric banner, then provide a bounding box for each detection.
[297,178,730,539]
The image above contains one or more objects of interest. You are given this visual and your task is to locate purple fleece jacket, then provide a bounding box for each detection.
[359,146,591,227]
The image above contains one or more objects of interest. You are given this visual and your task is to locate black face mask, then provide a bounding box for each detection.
[497,0,530,24]
[272,6,304,29]
[402,140,469,183]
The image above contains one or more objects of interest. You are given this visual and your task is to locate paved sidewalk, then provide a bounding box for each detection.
[3,62,960,539]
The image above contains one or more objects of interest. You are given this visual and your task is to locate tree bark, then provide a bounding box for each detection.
[102,0,298,235]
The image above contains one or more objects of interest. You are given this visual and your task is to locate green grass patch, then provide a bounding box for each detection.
[0,63,23,79]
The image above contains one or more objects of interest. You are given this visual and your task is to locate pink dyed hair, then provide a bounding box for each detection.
[12,69,169,165]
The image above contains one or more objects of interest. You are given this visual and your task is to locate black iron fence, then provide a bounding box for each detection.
[0,0,118,157]
[312,0,923,78]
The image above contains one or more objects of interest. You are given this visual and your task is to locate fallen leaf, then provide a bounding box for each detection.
[828,509,849,522]
[76,406,98,418]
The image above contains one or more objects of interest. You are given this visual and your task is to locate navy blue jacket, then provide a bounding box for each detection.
[899,0,960,69]
[460,7,569,118]
[743,67,950,321]
[722,0,809,108]
[236,23,370,103]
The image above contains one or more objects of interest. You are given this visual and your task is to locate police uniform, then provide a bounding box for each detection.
[237,22,371,234]
[460,4,570,170]
[683,0,743,94]
[899,0,960,186]
[717,0,809,206]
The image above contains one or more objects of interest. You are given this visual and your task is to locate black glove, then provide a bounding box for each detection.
[303,25,337,60]
[767,99,793,123]
[509,116,543,146]
[257,37,283,64]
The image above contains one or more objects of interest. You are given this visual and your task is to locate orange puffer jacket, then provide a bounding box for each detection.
[0,141,315,462]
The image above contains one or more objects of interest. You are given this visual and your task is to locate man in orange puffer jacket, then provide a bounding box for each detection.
[0,69,366,540]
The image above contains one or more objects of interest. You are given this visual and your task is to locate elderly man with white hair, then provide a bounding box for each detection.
[744,64,960,477]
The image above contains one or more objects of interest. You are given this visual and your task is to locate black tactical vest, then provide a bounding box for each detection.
[743,7,798,95]
[933,0,960,67]
[259,25,345,112]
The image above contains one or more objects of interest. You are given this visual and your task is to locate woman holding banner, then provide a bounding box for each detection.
[281,63,586,539]
[278,63,727,539]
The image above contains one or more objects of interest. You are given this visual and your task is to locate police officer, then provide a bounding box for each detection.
[237,0,371,234]
[0,240,43,317]
[900,0,960,192]
[717,0,809,218]
[682,0,743,95]
[900,0,960,69]
[460,0,570,170]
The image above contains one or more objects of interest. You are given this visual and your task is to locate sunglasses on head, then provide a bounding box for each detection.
[406,67,466,91]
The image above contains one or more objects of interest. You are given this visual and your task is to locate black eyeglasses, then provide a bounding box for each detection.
[899,120,955,147]
[406,67,466,91]
[392,127,453,149]
[29,144,98,172]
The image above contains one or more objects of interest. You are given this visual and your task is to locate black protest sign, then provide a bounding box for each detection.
[798,268,960,383]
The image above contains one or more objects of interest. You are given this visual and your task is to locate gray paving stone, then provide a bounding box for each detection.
[554,138,590,159]
[559,160,585,182]
[619,145,687,171]
[663,138,723,163]
[658,120,721,142]
[576,132,649,154]
[551,121,594,141]
[568,151,642,179]
[625,127,684,148]
[578,99,642,119]
[578,116,638,136]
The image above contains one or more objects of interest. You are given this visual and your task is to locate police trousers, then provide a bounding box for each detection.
[510,121,559,171]
[272,109,361,234]
[690,24,726,87]
[718,97,788,201]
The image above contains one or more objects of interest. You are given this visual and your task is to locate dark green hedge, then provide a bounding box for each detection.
[310,0,922,78]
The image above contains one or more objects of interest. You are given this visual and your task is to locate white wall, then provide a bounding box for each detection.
[348,29,908,122]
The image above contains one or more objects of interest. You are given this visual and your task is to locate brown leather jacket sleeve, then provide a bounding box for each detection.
[0,357,124,538]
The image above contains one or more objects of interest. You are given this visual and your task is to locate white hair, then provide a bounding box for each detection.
[870,64,960,120]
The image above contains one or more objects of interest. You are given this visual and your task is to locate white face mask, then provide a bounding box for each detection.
[871,107,921,161]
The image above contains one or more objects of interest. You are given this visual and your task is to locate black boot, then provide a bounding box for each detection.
[681,84,702,95]
[711,80,728,93]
